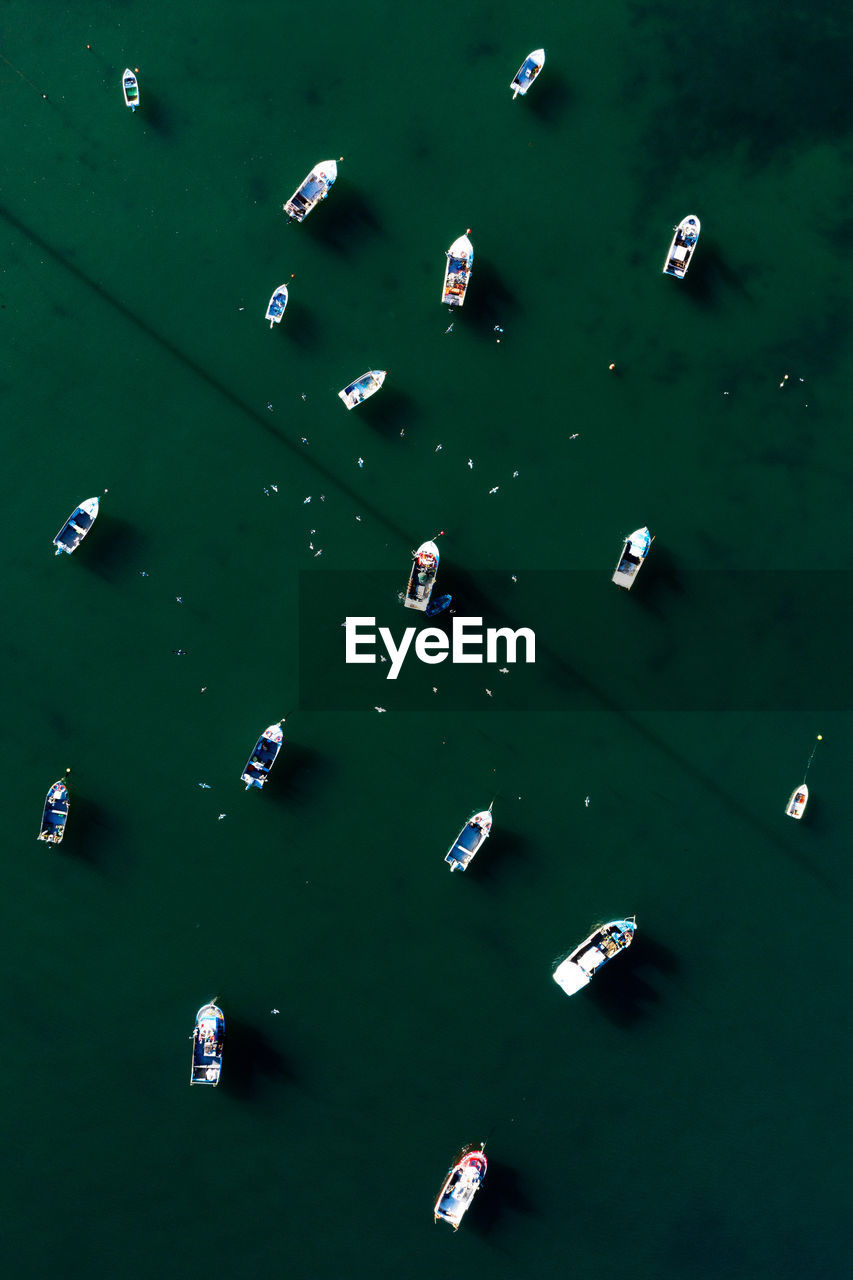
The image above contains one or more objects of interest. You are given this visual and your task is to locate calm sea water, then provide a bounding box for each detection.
[2,1,852,1276]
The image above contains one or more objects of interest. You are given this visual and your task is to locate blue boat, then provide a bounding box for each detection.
[37,776,70,845]
[510,48,545,98]
[283,160,338,222]
[241,720,285,790]
[191,1002,224,1086]
[53,496,99,556]
[445,805,493,872]
[266,284,289,327]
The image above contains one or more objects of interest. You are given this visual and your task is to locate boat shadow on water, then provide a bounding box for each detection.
[467,1161,537,1237]
[464,259,518,336]
[360,385,421,437]
[263,742,337,808]
[588,930,678,1028]
[630,545,685,617]
[471,827,531,888]
[79,515,149,582]
[223,1015,298,1100]
[306,187,383,255]
[525,72,575,126]
[281,298,321,350]
[59,793,118,873]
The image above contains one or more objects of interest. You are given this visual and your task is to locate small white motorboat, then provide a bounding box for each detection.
[53,497,100,556]
[445,805,493,872]
[510,48,545,98]
[404,540,440,611]
[442,233,473,307]
[663,215,700,278]
[265,284,289,327]
[553,918,637,996]
[785,784,808,819]
[612,526,652,589]
[434,1146,487,1229]
[283,160,338,222]
[122,69,139,111]
[241,721,285,790]
[338,370,386,409]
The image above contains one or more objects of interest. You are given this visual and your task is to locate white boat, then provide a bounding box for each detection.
[553,918,637,996]
[434,1146,487,1229]
[611,526,652,589]
[445,806,492,872]
[786,784,808,819]
[663,215,700,278]
[283,160,338,222]
[265,284,289,327]
[122,69,139,111]
[241,721,285,789]
[338,369,386,409]
[404,540,440,611]
[53,497,100,556]
[442,233,473,307]
[510,48,545,98]
[190,1002,224,1085]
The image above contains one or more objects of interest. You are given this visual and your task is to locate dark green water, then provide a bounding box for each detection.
[3,1,852,1276]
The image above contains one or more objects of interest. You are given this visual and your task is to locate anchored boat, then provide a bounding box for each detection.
[434,1146,487,1229]
[241,721,285,790]
[445,805,493,872]
[404,540,440,611]
[510,48,545,98]
[191,1002,224,1086]
[122,69,139,111]
[283,160,338,222]
[266,284,289,327]
[553,918,637,995]
[663,215,700,278]
[612,526,652,589]
[442,233,473,307]
[338,369,386,409]
[53,497,99,556]
[786,784,808,819]
[37,777,69,845]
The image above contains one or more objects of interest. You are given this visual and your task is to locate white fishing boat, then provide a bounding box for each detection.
[338,369,386,409]
[53,497,99,556]
[38,777,70,845]
[442,233,473,307]
[434,1146,488,1229]
[265,284,289,327]
[190,1002,224,1086]
[786,784,808,819]
[553,918,637,996]
[663,215,700,278]
[404,540,440,611]
[445,805,493,872]
[510,48,545,98]
[241,721,285,790]
[122,69,139,111]
[611,526,652,589]
[283,160,338,222]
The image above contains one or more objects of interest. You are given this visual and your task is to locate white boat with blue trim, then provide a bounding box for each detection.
[404,540,440,611]
[338,369,386,409]
[283,160,338,222]
[191,1002,224,1085]
[122,69,139,111]
[510,48,545,98]
[38,775,70,845]
[53,497,99,556]
[612,526,652,589]
[553,918,637,995]
[266,284,289,327]
[445,805,492,872]
[663,215,700,278]
[442,233,473,307]
[434,1145,488,1229]
[241,721,285,789]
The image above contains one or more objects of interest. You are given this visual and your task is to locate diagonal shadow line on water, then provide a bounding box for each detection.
[2,205,838,897]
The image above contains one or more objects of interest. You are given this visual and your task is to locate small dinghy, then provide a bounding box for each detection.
[786,784,808,819]
[338,369,386,409]
[445,805,492,872]
[404,540,440,611]
[37,776,70,845]
[442,233,474,307]
[53,496,99,556]
[191,1002,224,1086]
[510,48,545,98]
[283,159,338,222]
[553,918,636,996]
[426,593,452,618]
[663,215,700,278]
[612,526,652,589]
[122,69,139,111]
[241,721,285,790]
[266,284,289,327]
[434,1146,488,1229]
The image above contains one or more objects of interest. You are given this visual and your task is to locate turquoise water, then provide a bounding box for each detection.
[2,1,851,1276]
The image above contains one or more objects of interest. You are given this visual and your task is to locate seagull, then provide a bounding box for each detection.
[303,496,312,504]
[584,796,591,807]
[198,783,212,790]
[489,486,499,494]
[218,813,227,820]
[374,706,387,713]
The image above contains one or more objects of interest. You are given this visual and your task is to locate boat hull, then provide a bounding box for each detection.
[404,540,440,611]
[53,496,100,556]
[266,285,289,326]
[241,722,285,789]
[442,234,473,307]
[434,1147,487,1228]
[612,526,651,589]
[445,809,492,871]
[38,780,69,844]
[283,160,338,222]
[510,49,545,97]
[553,918,636,996]
[663,215,700,278]
[338,370,386,409]
[786,784,808,819]
[122,69,139,110]
[191,1002,224,1085]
